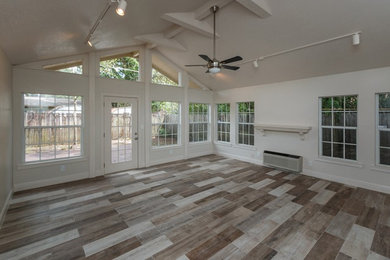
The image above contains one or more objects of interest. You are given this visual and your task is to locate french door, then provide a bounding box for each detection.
[104,97,138,173]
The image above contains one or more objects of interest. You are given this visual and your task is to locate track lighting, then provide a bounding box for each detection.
[352,33,360,46]
[84,0,128,46]
[116,0,127,16]
[241,31,362,67]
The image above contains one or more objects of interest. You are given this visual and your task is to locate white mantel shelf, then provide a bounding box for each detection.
[255,124,312,140]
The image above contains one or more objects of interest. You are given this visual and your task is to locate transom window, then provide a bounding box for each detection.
[189,103,210,143]
[152,54,179,86]
[320,95,357,160]
[43,60,83,75]
[237,102,255,146]
[377,93,390,165]
[99,51,140,81]
[216,104,230,142]
[24,94,83,162]
[152,101,180,147]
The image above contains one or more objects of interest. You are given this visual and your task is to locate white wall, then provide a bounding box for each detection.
[0,47,13,224]
[12,69,90,191]
[214,66,390,194]
[12,47,214,190]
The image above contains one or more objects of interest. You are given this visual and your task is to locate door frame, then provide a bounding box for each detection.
[103,95,139,174]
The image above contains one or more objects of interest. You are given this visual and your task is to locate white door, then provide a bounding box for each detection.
[104,97,138,173]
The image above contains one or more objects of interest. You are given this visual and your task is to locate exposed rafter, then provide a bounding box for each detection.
[161,0,271,40]
[161,12,219,38]
[236,0,272,18]
[194,0,234,20]
[163,25,184,39]
[134,33,187,51]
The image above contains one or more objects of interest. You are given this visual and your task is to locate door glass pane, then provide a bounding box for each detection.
[111,102,132,164]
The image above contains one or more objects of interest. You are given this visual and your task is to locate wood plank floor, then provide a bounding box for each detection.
[1,155,389,260]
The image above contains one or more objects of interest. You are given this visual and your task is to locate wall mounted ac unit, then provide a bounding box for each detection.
[263,150,302,173]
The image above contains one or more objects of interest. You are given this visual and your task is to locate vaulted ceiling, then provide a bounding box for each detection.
[1,0,390,90]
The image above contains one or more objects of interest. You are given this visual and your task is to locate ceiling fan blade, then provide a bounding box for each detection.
[199,54,212,63]
[221,56,243,64]
[185,64,207,67]
[222,64,240,71]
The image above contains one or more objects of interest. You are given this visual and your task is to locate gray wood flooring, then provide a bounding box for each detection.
[0,155,389,260]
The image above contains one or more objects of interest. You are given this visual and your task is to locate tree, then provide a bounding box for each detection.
[100,57,139,80]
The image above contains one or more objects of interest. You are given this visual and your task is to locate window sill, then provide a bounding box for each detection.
[234,144,257,151]
[371,164,390,174]
[315,157,364,168]
[17,156,87,170]
[188,141,212,146]
[151,144,183,151]
[214,141,233,147]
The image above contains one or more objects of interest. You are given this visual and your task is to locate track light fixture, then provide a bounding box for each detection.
[116,0,127,16]
[241,31,362,67]
[352,33,360,46]
[84,0,128,47]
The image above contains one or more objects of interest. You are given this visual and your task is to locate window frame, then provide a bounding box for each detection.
[43,60,83,75]
[215,103,231,143]
[376,92,390,167]
[236,101,255,146]
[96,47,143,82]
[151,101,181,148]
[189,103,211,143]
[22,93,85,164]
[318,95,358,161]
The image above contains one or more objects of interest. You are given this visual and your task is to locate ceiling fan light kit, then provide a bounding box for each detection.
[185,5,243,74]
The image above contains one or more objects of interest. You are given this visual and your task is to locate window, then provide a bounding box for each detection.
[189,103,210,143]
[152,101,180,147]
[24,94,83,162]
[100,51,140,81]
[216,104,230,142]
[320,95,357,160]
[151,54,179,86]
[237,102,255,146]
[43,60,83,75]
[377,93,390,165]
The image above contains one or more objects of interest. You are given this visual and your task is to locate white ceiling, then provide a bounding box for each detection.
[1,0,390,90]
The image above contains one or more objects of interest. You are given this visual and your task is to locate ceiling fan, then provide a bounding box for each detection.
[185,6,243,74]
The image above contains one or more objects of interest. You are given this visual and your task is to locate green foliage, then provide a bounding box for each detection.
[151,101,179,114]
[152,68,178,86]
[100,57,139,81]
[322,96,358,111]
[189,103,209,113]
[238,102,254,113]
[379,93,390,109]
[217,103,230,113]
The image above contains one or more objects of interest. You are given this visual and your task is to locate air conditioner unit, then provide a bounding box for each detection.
[263,150,303,173]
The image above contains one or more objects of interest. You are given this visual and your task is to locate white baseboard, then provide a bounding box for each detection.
[217,151,390,194]
[148,155,186,167]
[0,190,12,229]
[216,151,263,165]
[187,151,214,159]
[303,169,390,195]
[13,171,89,192]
